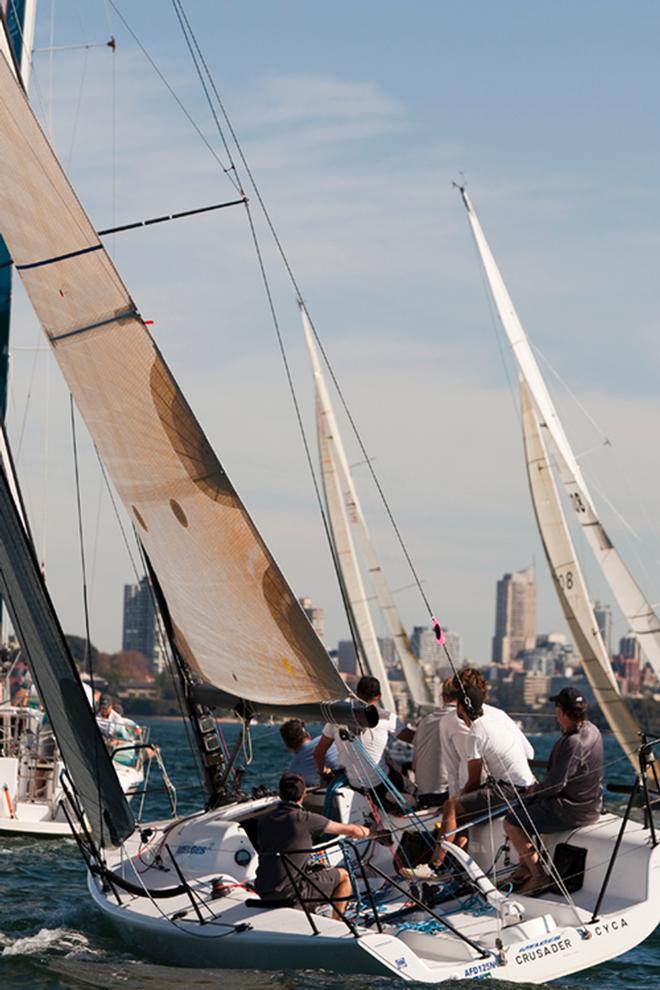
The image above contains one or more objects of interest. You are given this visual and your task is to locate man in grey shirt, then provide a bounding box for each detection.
[503,686,603,894]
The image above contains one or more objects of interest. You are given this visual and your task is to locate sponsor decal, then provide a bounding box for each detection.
[175,844,211,855]
[463,959,498,979]
[515,933,573,965]
[593,917,629,937]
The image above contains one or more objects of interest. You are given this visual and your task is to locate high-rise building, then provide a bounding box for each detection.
[122,576,162,670]
[593,600,612,656]
[298,596,325,643]
[492,566,536,664]
[378,637,397,669]
[337,640,357,675]
[619,633,642,661]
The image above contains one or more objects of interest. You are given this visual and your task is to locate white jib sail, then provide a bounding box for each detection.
[461,188,660,678]
[521,379,642,768]
[0,49,349,708]
[302,307,433,709]
[302,311,394,709]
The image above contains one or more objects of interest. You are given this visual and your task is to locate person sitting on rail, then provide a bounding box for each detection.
[254,773,370,919]
[314,675,414,808]
[503,686,604,895]
[430,675,535,868]
[280,718,339,786]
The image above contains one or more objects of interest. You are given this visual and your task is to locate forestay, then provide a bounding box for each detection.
[0,49,347,707]
[521,379,641,768]
[303,308,432,710]
[461,187,660,679]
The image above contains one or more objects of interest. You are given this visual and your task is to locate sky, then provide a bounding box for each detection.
[5,1,660,665]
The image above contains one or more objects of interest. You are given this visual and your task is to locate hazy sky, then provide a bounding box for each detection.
[6,1,660,665]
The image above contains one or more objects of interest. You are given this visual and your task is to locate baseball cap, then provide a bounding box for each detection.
[550,686,587,713]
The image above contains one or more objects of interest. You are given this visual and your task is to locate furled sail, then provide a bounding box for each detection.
[460,187,660,679]
[0,47,348,708]
[302,307,432,709]
[521,379,641,767]
[0,454,135,845]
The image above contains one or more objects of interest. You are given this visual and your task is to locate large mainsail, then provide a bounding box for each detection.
[302,307,432,709]
[521,379,641,767]
[460,187,660,679]
[0,44,348,708]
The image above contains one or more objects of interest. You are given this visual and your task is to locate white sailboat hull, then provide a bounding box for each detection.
[87,795,660,982]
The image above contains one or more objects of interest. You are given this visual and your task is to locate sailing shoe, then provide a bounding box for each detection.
[516,873,553,897]
[399,863,444,883]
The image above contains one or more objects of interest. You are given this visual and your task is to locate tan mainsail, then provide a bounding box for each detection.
[0,50,347,706]
[521,379,641,768]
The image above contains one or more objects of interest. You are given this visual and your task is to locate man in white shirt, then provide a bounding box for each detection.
[431,682,535,867]
[314,675,413,805]
[413,677,459,807]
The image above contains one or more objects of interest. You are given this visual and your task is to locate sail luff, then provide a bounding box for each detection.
[521,378,641,768]
[301,308,432,708]
[316,391,395,709]
[0,47,348,708]
[461,187,660,679]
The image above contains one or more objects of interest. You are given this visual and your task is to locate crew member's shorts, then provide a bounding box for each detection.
[296,866,342,910]
[458,781,526,821]
[504,797,574,835]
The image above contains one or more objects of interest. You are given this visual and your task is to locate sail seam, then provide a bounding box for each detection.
[16,242,103,270]
[51,308,138,343]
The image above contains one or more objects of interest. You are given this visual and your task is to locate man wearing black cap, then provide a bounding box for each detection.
[503,686,604,895]
[254,773,370,919]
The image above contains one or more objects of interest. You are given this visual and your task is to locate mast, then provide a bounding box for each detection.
[302,306,432,710]
[460,187,660,680]
[520,378,641,768]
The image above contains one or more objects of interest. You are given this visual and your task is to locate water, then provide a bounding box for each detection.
[0,720,657,990]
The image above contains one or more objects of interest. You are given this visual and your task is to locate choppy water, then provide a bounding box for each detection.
[0,720,657,990]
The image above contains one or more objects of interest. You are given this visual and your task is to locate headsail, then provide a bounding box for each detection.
[303,307,432,709]
[460,187,660,679]
[521,379,641,767]
[0,452,135,845]
[0,47,348,708]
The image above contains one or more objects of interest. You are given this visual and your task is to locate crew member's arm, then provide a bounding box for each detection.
[461,758,483,795]
[314,733,334,775]
[324,820,370,839]
[536,737,576,798]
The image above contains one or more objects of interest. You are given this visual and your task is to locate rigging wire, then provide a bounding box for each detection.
[70,394,105,849]
[167,0,463,677]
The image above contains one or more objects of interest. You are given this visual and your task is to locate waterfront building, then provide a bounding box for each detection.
[492,566,536,664]
[122,576,163,671]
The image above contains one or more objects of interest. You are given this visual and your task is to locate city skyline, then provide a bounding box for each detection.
[3,2,659,663]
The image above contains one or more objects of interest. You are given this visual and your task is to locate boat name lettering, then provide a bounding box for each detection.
[593,917,629,937]
[175,844,211,855]
[463,959,498,978]
[515,937,572,965]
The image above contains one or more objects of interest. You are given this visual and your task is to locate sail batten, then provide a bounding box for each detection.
[462,188,660,679]
[0,48,348,708]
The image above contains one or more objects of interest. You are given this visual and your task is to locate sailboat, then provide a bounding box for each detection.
[0,8,658,980]
[301,304,433,713]
[458,186,659,770]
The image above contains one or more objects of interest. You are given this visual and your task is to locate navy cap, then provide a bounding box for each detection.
[550,686,587,712]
